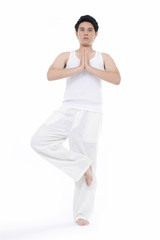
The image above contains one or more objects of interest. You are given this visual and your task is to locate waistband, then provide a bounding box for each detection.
[62,99,103,113]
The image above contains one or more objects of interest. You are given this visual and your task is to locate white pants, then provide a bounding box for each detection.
[30,104,103,222]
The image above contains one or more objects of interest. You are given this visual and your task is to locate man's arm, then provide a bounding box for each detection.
[85,52,121,85]
[47,52,83,81]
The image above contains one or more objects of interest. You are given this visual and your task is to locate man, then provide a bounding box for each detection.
[31,15,121,226]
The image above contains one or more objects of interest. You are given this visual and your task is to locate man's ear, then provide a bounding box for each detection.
[95,31,98,38]
[75,31,78,38]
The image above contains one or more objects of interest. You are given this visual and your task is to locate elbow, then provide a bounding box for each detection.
[47,70,54,81]
[115,73,121,85]
[47,69,59,81]
[47,71,50,81]
[47,70,52,81]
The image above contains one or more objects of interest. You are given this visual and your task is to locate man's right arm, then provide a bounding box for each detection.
[47,52,83,81]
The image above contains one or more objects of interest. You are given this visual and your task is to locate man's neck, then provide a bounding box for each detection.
[78,45,94,53]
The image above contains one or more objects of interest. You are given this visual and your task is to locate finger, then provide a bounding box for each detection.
[83,48,86,57]
[84,49,85,62]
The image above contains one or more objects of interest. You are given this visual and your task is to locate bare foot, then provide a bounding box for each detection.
[76,218,90,226]
[84,165,93,186]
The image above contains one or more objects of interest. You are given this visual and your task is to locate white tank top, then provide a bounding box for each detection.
[62,50,104,112]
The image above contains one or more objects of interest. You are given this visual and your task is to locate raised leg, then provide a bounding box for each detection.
[30,106,93,182]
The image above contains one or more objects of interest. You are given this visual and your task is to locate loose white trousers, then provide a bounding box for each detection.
[30,104,103,222]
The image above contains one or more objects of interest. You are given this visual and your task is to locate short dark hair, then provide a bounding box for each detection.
[75,15,99,32]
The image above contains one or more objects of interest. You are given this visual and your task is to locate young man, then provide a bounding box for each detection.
[30,15,121,226]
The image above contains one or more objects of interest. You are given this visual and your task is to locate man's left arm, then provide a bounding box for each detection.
[85,52,121,85]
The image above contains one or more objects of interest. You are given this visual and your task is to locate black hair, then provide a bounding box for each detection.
[75,15,99,32]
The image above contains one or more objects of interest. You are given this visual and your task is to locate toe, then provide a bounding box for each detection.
[76,219,89,226]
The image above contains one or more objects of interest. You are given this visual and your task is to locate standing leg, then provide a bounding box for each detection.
[30,105,93,182]
[68,110,103,225]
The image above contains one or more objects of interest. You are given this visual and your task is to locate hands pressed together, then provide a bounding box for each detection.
[79,48,91,71]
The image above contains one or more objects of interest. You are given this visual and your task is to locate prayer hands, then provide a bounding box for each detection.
[80,48,90,71]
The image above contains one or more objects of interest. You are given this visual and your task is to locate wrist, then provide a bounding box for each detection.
[78,65,84,72]
[86,64,92,72]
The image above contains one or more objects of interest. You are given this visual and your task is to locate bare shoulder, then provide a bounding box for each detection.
[101,52,119,72]
[101,52,113,61]
[49,51,70,69]
[56,51,70,64]
[62,51,71,66]
[58,51,70,58]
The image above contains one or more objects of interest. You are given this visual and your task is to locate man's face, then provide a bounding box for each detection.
[76,21,98,46]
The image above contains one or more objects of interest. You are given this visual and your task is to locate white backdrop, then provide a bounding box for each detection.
[0,0,160,239]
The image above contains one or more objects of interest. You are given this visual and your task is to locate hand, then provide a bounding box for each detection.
[80,50,85,70]
[83,48,90,70]
[80,48,90,71]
